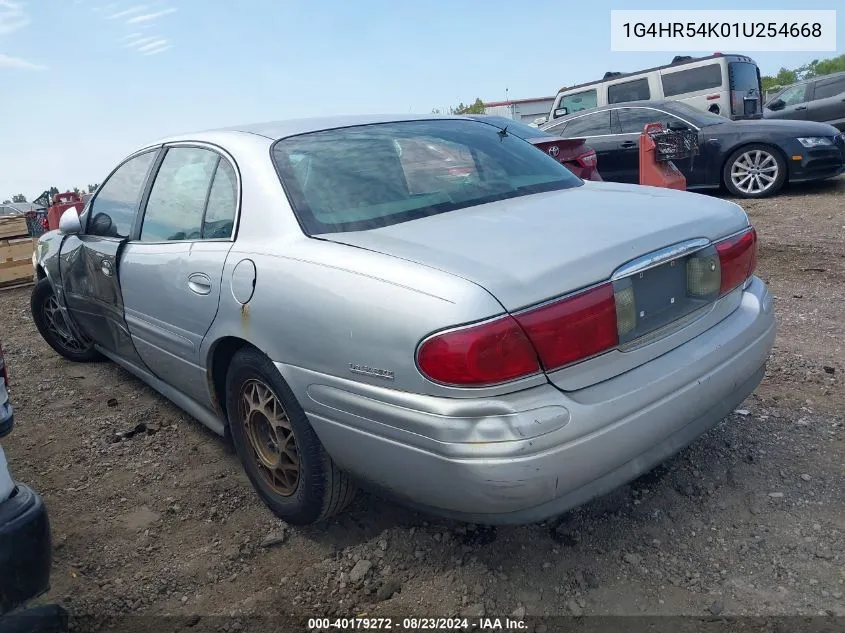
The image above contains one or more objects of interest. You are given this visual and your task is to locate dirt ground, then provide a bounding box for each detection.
[1,176,844,632]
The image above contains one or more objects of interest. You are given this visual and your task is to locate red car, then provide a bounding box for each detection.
[470,115,602,181]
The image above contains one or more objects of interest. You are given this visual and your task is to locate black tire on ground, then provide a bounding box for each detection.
[722,144,787,198]
[225,346,357,525]
[30,278,102,362]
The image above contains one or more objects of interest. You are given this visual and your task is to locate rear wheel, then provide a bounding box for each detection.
[225,346,356,524]
[30,278,101,362]
[723,144,786,198]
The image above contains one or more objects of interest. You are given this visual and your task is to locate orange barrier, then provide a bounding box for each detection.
[639,123,686,190]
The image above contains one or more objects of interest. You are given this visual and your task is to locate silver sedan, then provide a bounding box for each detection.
[31,115,775,525]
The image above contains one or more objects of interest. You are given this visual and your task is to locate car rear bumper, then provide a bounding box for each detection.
[0,484,52,615]
[281,276,775,524]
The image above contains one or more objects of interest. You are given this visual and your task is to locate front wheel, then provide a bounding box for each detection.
[225,347,357,525]
[723,144,786,198]
[30,278,102,362]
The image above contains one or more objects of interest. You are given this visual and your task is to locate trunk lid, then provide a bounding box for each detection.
[320,181,749,311]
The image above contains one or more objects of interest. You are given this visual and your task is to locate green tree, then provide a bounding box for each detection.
[87,183,99,193]
[48,186,59,196]
[452,98,486,115]
[73,187,81,195]
[762,53,845,91]
[11,194,26,203]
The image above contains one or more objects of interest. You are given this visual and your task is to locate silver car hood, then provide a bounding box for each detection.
[320,181,750,310]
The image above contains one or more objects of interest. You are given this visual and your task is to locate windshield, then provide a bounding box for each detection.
[664,101,728,127]
[471,116,552,140]
[272,119,582,234]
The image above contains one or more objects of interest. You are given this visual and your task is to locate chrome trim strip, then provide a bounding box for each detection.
[611,238,710,280]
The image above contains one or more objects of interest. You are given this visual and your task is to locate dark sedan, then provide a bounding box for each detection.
[542,100,845,197]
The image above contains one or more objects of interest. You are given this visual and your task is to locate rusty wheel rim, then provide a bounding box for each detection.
[238,378,300,497]
[43,295,90,353]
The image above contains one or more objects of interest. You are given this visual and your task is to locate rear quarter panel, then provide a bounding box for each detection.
[200,237,542,399]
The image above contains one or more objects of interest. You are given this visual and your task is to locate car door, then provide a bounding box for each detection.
[806,75,845,128]
[612,107,704,186]
[60,149,159,367]
[545,111,620,180]
[118,144,239,405]
[765,83,810,121]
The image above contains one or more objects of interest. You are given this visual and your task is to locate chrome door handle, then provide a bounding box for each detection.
[795,106,807,110]
[187,273,212,295]
[101,259,114,277]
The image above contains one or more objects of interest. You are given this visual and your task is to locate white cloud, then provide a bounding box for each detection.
[142,44,171,56]
[119,31,144,42]
[0,0,29,35]
[135,38,166,53]
[125,7,176,24]
[107,5,147,19]
[124,35,157,48]
[0,53,46,70]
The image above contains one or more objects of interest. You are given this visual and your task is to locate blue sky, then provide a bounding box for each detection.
[1,0,842,198]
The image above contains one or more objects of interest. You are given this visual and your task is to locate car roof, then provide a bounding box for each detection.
[154,114,466,145]
[553,100,679,119]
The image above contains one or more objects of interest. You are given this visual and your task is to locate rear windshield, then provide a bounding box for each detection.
[272,119,582,234]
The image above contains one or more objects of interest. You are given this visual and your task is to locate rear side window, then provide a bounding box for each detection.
[813,76,845,100]
[608,78,650,104]
[559,112,612,137]
[559,89,597,114]
[87,151,156,238]
[203,160,238,239]
[272,119,581,234]
[141,147,219,242]
[661,64,723,97]
[615,108,676,134]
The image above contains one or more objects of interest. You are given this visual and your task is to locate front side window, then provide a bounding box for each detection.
[141,147,219,242]
[776,84,807,107]
[559,111,612,138]
[661,64,723,97]
[272,119,582,234]
[558,89,598,115]
[87,151,156,238]
[813,76,845,100]
[608,78,650,104]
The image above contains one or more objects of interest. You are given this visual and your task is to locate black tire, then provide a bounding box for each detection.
[30,278,102,362]
[225,346,357,525]
[722,144,786,198]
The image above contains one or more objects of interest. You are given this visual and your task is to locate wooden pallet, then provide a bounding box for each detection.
[0,217,35,288]
[0,216,28,239]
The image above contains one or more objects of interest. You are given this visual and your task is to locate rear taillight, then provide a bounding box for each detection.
[716,227,757,295]
[575,150,597,167]
[513,283,618,372]
[417,229,757,387]
[0,342,7,388]
[416,316,540,386]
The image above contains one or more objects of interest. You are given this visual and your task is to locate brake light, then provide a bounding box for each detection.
[514,283,618,372]
[416,316,540,386]
[575,150,597,167]
[716,227,757,295]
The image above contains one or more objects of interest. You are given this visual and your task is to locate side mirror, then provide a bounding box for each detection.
[667,120,689,131]
[58,208,82,235]
[767,98,785,111]
[553,107,568,118]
